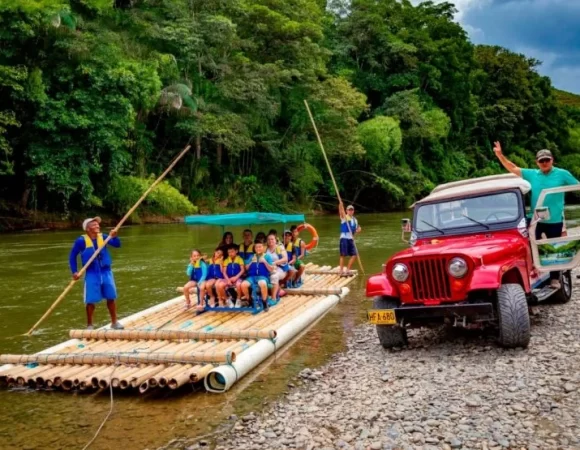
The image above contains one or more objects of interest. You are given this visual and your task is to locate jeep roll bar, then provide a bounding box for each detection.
[529,184,580,272]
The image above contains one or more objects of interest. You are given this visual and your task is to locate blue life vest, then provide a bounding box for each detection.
[285,242,294,262]
[207,258,224,280]
[292,237,305,258]
[340,215,358,236]
[81,234,112,270]
[224,256,244,278]
[239,243,254,263]
[190,260,206,282]
[247,254,271,278]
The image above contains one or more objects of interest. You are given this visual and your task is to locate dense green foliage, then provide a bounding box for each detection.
[106,176,197,218]
[1,0,579,216]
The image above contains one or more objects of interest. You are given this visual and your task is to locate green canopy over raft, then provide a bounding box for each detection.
[184,212,305,227]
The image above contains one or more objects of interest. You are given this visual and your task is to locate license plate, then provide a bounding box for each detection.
[368,309,397,325]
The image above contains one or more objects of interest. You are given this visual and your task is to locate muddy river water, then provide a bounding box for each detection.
[0,212,409,450]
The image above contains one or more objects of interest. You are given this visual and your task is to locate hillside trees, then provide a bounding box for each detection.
[0,0,577,215]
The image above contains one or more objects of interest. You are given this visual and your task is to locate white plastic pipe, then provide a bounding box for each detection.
[204,287,350,393]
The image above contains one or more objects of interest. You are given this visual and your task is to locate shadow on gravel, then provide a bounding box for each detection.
[377,325,528,354]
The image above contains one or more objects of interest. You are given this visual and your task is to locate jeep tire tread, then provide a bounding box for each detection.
[497,283,530,348]
[373,296,408,349]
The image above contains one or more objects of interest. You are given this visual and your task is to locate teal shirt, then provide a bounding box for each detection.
[521,167,579,223]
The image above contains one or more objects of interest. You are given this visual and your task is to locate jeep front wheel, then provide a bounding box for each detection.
[497,284,530,348]
[373,296,408,349]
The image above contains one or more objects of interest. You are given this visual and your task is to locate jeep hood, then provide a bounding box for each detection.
[395,232,527,265]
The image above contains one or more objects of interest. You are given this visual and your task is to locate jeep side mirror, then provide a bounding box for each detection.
[401,218,411,243]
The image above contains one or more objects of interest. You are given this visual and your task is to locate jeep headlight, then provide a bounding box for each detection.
[392,263,409,282]
[448,257,468,278]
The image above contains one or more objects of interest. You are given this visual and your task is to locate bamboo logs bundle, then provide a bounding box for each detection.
[0,349,236,366]
[69,328,276,341]
[0,264,357,395]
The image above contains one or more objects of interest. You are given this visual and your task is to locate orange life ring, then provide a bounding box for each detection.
[296,223,319,251]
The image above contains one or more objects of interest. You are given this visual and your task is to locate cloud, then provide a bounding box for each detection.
[459,0,580,93]
[412,0,580,93]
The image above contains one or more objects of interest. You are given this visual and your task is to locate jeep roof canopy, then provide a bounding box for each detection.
[411,173,532,208]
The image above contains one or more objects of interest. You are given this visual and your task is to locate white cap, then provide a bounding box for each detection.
[346,205,354,210]
[82,216,101,231]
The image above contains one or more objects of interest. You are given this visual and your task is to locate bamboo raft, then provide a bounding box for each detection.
[0,263,356,394]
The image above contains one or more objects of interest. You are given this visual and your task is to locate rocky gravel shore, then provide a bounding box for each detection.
[169,277,580,450]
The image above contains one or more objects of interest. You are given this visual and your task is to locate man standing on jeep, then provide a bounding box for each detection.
[493,142,579,288]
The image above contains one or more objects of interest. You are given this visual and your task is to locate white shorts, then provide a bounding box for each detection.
[270,268,285,285]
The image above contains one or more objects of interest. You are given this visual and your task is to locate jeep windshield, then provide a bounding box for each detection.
[414,190,523,235]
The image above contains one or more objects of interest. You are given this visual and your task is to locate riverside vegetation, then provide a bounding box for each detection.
[2,0,580,226]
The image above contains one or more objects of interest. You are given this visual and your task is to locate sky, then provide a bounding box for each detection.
[414,0,580,94]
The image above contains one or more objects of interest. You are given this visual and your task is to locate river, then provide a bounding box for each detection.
[0,212,409,450]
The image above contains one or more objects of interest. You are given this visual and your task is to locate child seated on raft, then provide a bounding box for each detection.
[283,230,298,287]
[265,233,288,300]
[242,240,275,311]
[205,248,225,307]
[219,244,246,307]
[183,249,208,311]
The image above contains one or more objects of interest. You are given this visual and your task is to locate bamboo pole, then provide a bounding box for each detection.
[305,269,358,275]
[191,364,214,383]
[93,366,116,389]
[0,349,235,366]
[69,328,276,341]
[303,100,365,275]
[14,365,55,386]
[284,287,342,296]
[129,366,165,389]
[112,366,143,388]
[157,365,187,388]
[50,367,85,387]
[169,370,195,389]
[79,365,111,390]
[24,144,192,336]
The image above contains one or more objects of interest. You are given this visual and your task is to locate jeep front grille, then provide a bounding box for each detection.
[409,258,452,301]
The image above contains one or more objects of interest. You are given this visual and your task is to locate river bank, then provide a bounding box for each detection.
[162,271,580,450]
[0,208,183,232]
[0,205,334,233]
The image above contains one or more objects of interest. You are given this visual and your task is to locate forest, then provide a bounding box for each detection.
[2,0,580,221]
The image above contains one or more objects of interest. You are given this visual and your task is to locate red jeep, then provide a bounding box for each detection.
[366,174,578,349]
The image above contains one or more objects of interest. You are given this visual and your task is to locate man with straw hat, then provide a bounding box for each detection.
[69,216,124,330]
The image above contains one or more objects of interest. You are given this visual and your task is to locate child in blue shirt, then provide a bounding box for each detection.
[241,240,275,311]
[183,249,208,311]
[219,244,246,307]
[205,248,225,307]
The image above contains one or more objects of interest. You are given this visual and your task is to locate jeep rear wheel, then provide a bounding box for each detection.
[373,296,408,349]
[497,284,530,348]
[552,271,572,304]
